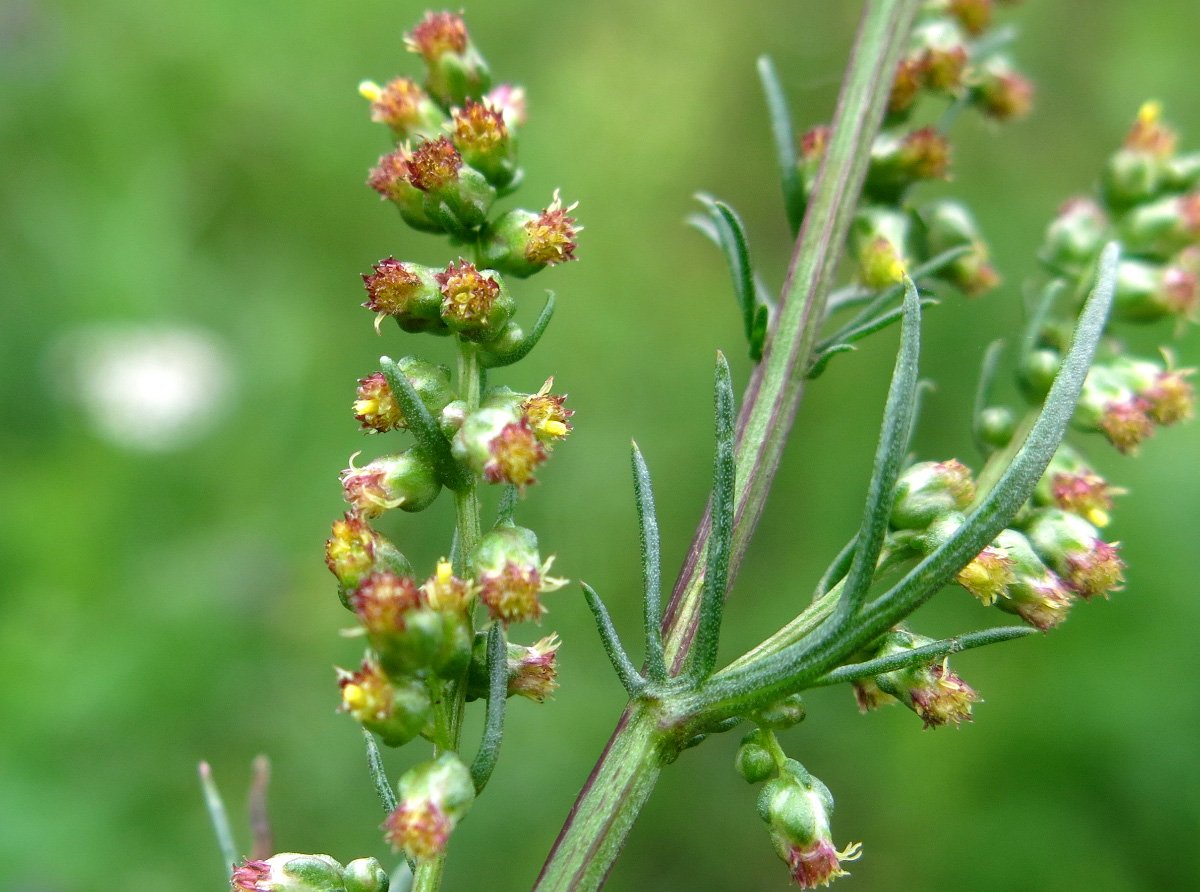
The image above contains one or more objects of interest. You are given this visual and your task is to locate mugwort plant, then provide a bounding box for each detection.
[205,3,1196,890]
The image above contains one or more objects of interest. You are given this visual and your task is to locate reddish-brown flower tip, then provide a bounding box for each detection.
[977,68,1035,121]
[338,660,392,720]
[453,99,508,153]
[522,380,574,442]
[385,799,452,859]
[1125,101,1177,158]
[1143,368,1196,425]
[888,57,924,115]
[1065,540,1125,599]
[405,137,462,192]
[783,838,856,890]
[325,512,377,587]
[483,420,548,489]
[1099,398,1155,454]
[436,259,500,324]
[922,45,968,92]
[1162,262,1199,319]
[230,860,270,892]
[369,77,430,131]
[509,634,561,702]
[1011,574,1075,631]
[354,372,402,433]
[524,192,580,266]
[480,560,547,624]
[1050,472,1120,527]
[351,572,424,635]
[367,149,412,201]
[800,125,830,162]
[362,257,424,315]
[405,11,468,60]
[484,84,527,128]
[899,127,951,180]
[852,676,894,713]
[909,663,980,728]
[948,0,994,36]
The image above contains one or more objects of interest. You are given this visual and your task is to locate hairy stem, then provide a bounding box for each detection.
[536,2,921,886]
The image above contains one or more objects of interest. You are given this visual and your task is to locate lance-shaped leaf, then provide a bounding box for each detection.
[810,625,1036,688]
[362,730,398,814]
[689,353,737,682]
[380,355,470,491]
[813,534,858,601]
[479,292,556,368]
[810,293,936,377]
[832,277,922,626]
[971,338,1007,454]
[198,762,238,874]
[686,244,1120,721]
[631,442,666,683]
[1021,279,1066,362]
[470,622,508,793]
[757,54,804,235]
[690,195,770,361]
[581,582,645,696]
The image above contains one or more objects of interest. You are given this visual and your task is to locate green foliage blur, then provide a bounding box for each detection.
[3,1,1198,889]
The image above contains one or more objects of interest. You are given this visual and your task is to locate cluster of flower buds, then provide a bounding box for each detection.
[231,853,388,892]
[803,2,1030,295]
[851,629,981,727]
[889,457,1126,632]
[323,11,577,863]
[1024,104,1198,454]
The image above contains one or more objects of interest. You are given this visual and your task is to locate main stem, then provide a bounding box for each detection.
[413,339,483,892]
[536,2,921,888]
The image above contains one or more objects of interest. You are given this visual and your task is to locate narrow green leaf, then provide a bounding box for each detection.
[380,355,469,491]
[494,484,519,528]
[691,353,737,682]
[806,343,856,380]
[362,730,398,814]
[479,292,556,368]
[811,626,1036,687]
[756,55,804,234]
[581,582,645,696]
[198,761,239,873]
[631,442,666,683]
[813,534,857,601]
[1021,279,1066,362]
[693,194,763,361]
[971,339,1007,454]
[814,295,937,362]
[834,277,921,624]
[470,622,508,793]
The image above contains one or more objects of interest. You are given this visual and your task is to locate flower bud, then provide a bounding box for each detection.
[977,405,1016,448]
[385,753,476,860]
[758,765,860,889]
[343,858,389,892]
[887,56,924,116]
[851,206,911,289]
[353,359,453,434]
[752,693,807,731]
[945,0,994,36]
[367,151,445,234]
[231,854,348,892]
[351,572,470,679]
[361,258,448,333]
[338,660,431,747]
[955,543,1016,605]
[422,559,476,615]
[1039,197,1109,277]
[1073,365,1155,454]
[340,450,442,518]
[1033,446,1121,527]
[402,138,496,236]
[1110,256,1199,324]
[359,76,447,140]
[1024,508,1124,599]
[891,459,976,530]
[911,19,968,93]
[735,729,777,784]
[467,632,561,702]
[851,675,895,713]
[920,199,1000,295]
[864,128,951,201]
[453,406,549,489]
[797,125,830,197]
[1118,193,1200,259]
[871,630,980,727]
[1018,348,1061,401]
[1101,103,1176,210]
[435,259,515,341]
[471,524,566,624]
[405,12,491,108]
[325,512,381,591]
[521,379,574,443]
[451,99,518,188]
[991,528,1076,630]
[971,56,1034,121]
[480,192,581,278]
[483,84,527,129]
[1165,151,1200,191]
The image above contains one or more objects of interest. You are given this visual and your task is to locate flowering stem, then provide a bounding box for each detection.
[536,2,920,886]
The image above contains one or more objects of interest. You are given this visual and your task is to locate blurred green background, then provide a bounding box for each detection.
[3,1,1199,889]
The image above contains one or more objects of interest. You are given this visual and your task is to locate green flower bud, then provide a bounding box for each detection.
[405,12,492,107]
[871,629,980,727]
[466,632,560,702]
[451,99,519,188]
[991,528,1076,630]
[1165,151,1200,191]
[1101,103,1178,210]
[403,138,496,237]
[435,259,514,341]
[971,56,1034,121]
[1024,508,1125,599]
[231,854,346,892]
[851,206,911,288]
[752,693,807,731]
[337,660,431,747]
[340,449,442,518]
[471,524,566,624]
[910,19,968,93]
[480,193,581,278]
[385,753,476,860]
[1072,364,1155,454]
[350,572,471,680]
[891,459,976,530]
[920,199,1000,295]
[359,76,447,141]
[757,765,858,889]
[1039,197,1108,277]
[1018,348,1061,401]
[1118,193,1200,259]
[864,127,951,203]
[735,729,777,784]
[1033,445,1121,528]
[353,358,453,434]
[977,405,1016,449]
[343,858,390,892]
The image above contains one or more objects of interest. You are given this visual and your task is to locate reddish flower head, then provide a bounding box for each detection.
[1125,101,1177,157]
[230,860,271,891]
[1064,539,1125,599]
[366,77,431,132]
[888,56,924,114]
[405,137,463,192]
[385,799,452,861]
[523,192,580,267]
[1050,471,1120,527]
[908,662,980,728]
[479,559,548,624]
[1142,368,1196,425]
[1099,397,1155,454]
[436,259,500,326]
[354,372,402,433]
[899,127,951,180]
[367,149,413,202]
[522,379,574,442]
[453,99,508,154]
[325,512,378,589]
[362,257,424,316]
[405,11,468,60]
[350,572,424,636]
[484,420,549,488]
